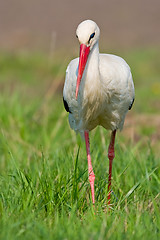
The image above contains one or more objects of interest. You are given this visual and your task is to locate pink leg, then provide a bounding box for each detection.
[107,130,116,205]
[84,131,95,204]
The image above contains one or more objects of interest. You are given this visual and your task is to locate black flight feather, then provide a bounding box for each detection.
[63,97,71,113]
[129,98,135,110]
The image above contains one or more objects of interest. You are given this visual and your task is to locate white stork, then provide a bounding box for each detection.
[63,20,135,205]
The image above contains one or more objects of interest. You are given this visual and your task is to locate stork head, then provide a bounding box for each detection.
[75,20,100,99]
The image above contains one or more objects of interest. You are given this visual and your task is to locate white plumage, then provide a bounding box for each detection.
[63,20,134,135]
[63,20,135,204]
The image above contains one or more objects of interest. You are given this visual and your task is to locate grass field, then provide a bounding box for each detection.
[0,47,160,239]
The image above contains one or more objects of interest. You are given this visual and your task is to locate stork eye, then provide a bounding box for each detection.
[76,34,78,38]
[88,32,95,43]
[90,32,95,39]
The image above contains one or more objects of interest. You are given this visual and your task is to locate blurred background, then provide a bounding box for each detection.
[0,0,160,52]
[0,0,160,153]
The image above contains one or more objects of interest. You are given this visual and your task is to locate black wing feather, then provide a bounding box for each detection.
[63,97,71,113]
[129,98,135,110]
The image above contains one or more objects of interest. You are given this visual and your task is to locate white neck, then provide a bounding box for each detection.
[85,41,100,80]
[79,41,102,121]
[81,42,101,99]
[78,41,102,108]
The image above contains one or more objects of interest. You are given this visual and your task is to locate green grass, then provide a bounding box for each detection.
[0,48,160,239]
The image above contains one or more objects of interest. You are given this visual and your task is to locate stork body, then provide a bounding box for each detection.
[63,20,135,204]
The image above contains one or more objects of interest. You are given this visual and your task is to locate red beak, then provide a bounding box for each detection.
[76,44,90,99]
